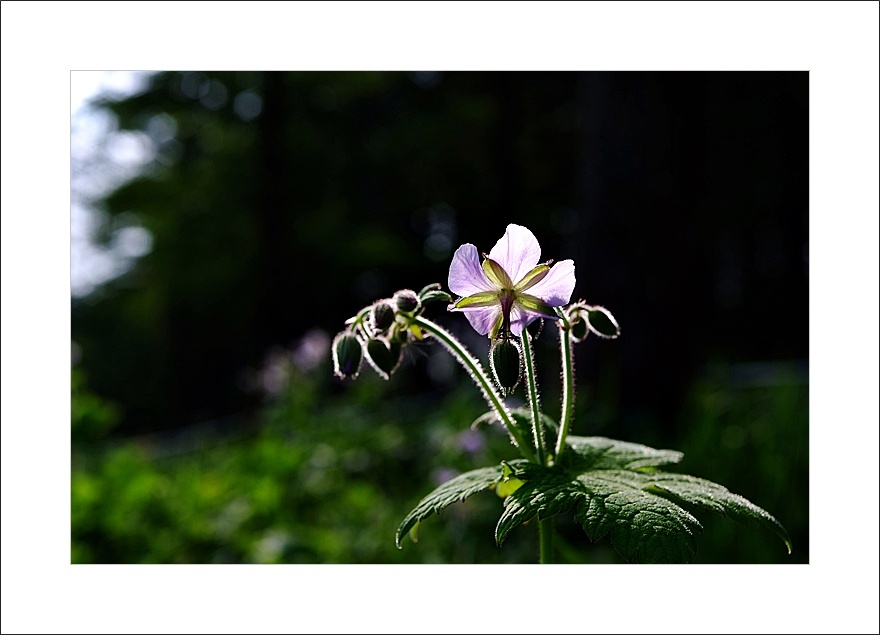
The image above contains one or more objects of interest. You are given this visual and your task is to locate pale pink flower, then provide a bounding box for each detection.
[448,224,576,338]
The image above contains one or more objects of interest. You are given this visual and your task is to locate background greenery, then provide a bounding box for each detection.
[71,71,808,564]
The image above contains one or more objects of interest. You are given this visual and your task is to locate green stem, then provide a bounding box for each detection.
[554,321,575,461]
[522,331,554,564]
[412,316,537,463]
[539,518,553,564]
[521,331,547,466]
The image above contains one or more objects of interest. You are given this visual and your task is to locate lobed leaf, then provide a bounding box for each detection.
[396,435,790,563]
[395,464,521,548]
[494,437,790,563]
[564,435,683,471]
[644,472,792,554]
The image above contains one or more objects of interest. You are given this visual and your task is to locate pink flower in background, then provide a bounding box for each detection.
[448,224,576,338]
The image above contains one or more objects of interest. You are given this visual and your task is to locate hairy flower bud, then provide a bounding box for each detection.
[371,301,395,334]
[566,303,590,342]
[365,338,403,380]
[394,289,421,314]
[566,302,619,341]
[489,336,522,396]
[586,306,620,339]
[332,332,363,379]
[570,316,589,341]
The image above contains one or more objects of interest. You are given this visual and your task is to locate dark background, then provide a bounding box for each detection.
[71,71,808,564]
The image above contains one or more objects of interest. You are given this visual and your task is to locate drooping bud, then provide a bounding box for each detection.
[332,332,364,379]
[393,289,420,314]
[370,301,395,334]
[566,302,619,341]
[489,335,522,396]
[365,338,403,380]
[586,306,620,339]
[565,303,590,342]
[418,282,453,306]
[571,317,589,341]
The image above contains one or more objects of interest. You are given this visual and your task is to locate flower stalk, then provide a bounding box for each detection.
[554,309,575,461]
[521,328,554,563]
[411,315,537,464]
[521,331,547,466]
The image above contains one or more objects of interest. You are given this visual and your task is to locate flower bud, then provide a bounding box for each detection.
[569,313,589,342]
[565,303,590,342]
[418,283,453,306]
[332,332,363,379]
[566,302,619,341]
[365,338,402,380]
[394,289,421,314]
[371,301,395,334]
[489,336,522,396]
[586,306,620,339]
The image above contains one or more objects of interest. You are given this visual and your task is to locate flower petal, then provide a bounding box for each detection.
[461,306,502,336]
[448,244,495,297]
[524,259,575,306]
[508,304,541,336]
[488,224,541,285]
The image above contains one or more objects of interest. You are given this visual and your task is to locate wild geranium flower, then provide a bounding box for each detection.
[448,224,576,338]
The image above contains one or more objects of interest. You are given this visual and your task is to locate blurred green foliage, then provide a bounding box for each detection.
[73,356,538,564]
[72,355,807,564]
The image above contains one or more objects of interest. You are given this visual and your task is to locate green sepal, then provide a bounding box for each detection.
[482,257,513,288]
[514,263,551,292]
[453,291,499,310]
[516,293,558,319]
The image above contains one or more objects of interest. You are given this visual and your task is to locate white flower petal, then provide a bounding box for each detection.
[462,305,502,336]
[508,304,540,336]
[488,224,541,285]
[448,243,495,296]
[525,259,575,306]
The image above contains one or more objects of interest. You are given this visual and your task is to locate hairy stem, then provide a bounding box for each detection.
[412,316,537,463]
[554,322,575,461]
[523,330,556,564]
[521,331,547,466]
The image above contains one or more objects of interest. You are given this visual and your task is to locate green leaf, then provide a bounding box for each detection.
[565,435,682,471]
[644,473,792,554]
[395,464,522,548]
[494,436,791,563]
